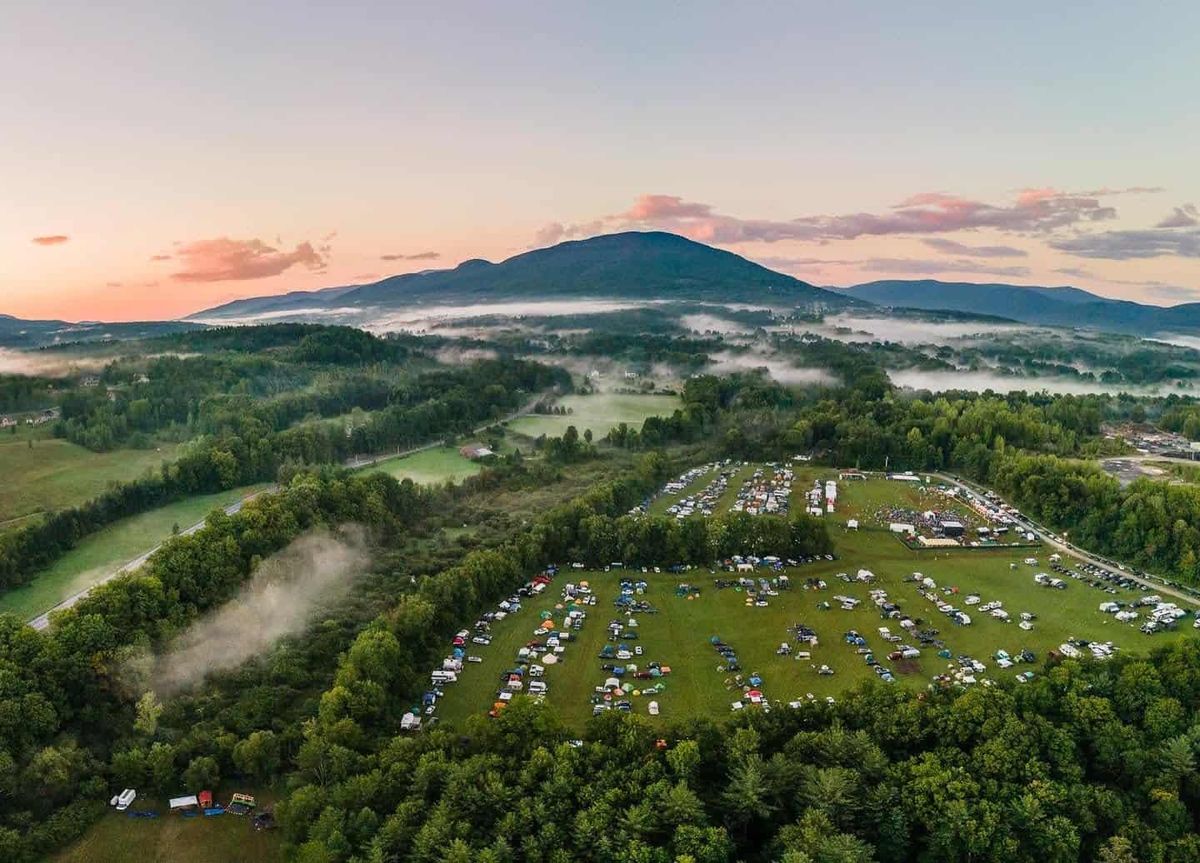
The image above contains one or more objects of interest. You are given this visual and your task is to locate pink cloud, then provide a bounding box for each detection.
[32,234,69,246]
[623,194,714,220]
[170,236,331,283]
[380,251,440,262]
[536,187,1139,248]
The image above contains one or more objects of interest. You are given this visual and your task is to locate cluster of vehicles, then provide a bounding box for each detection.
[661,462,735,519]
[1057,639,1119,661]
[730,464,793,516]
[841,630,897,683]
[593,578,666,717]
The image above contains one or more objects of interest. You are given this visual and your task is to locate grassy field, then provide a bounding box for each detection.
[436,466,1198,728]
[0,484,265,621]
[508,393,680,440]
[370,446,483,485]
[52,793,282,863]
[0,426,180,526]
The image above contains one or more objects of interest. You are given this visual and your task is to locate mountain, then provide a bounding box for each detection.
[841,280,1200,335]
[190,232,858,319]
[0,314,203,349]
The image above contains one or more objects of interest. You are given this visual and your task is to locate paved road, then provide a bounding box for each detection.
[28,395,547,630]
[929,471,1200,608]
[28,491,266,631]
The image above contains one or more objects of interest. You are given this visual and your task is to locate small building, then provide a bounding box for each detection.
[459,443,495,460]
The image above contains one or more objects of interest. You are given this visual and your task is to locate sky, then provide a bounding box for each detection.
[3,0,1199,321]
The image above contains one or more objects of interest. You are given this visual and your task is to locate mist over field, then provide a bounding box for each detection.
[887,368,1175,396]
[680,313,752,335]
[0,347,110,377]
[818,314,1029,345]
[149,527,369,695]
[707,350,836,387]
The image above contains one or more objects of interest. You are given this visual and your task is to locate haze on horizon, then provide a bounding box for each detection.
[4,0,1199,322]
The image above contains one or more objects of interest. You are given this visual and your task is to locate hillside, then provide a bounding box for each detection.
[841,279,1200,335]
[190,231,858,319]
[0,314,203,348]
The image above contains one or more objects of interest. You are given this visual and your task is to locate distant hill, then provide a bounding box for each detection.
[840,280,1200,335]
[190,231,859,319]
[0,314,203,349]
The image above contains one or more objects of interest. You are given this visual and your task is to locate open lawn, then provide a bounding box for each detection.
[436,466,1198,728]
[0,484,265,621]
[507,393,680,440]
[52,793,282,863]
[370,446,483,485]
[0,427,179,526]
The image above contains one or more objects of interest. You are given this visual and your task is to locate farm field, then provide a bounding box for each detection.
[0,484,266,621]
[507,392,680,440]
[51,794,282,863]
[0,427,180,526]
[370,446,483,485]
[435,466,1198,728]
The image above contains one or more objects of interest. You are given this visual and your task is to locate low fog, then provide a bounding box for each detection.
[434,346,499,365]
[680,313,752,335]
[149,527,369,695]
[707,351,837,387]
[887,368,1176,397]
[0,347,110,377]
[816,314,1029,345]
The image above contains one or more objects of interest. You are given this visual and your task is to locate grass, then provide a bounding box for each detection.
[507,393,680,440]
[436,465,1198,729]
[0,484,265,621]
[0,425,180,526]
[370,447,483,485]
[51,791,282,863]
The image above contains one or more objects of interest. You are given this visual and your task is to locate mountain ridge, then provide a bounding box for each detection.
[840,279,1200,335]
[188,231,857,319]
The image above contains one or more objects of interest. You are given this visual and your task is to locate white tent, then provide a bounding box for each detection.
[542,653,559,664]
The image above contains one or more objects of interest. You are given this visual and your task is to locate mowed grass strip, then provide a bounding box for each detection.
[507,393,680,440]
[0,485,265,621]
[369,447,483,485]
[434,469,1198,729]
[0,427,180,524]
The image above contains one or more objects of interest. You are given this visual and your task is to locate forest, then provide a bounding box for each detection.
[0,353,568,591]
[9,322,1200,862]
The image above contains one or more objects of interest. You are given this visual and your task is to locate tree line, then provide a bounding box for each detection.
[277,638,1200,863]
[0,358,568,592]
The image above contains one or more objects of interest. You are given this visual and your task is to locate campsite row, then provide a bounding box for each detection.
[593,578,667,716]
[106,788,270,828]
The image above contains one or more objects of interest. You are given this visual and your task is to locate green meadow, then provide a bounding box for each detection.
[435,467,1196,728]
[507,392,680,440]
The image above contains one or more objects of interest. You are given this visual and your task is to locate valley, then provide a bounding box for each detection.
[4,236,1200,863]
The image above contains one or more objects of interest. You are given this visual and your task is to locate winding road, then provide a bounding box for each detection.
[28,492,266,631]
[930,472,1200,609]
[27,396,547,630]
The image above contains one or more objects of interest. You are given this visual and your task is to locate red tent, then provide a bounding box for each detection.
[198,790,213,808]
